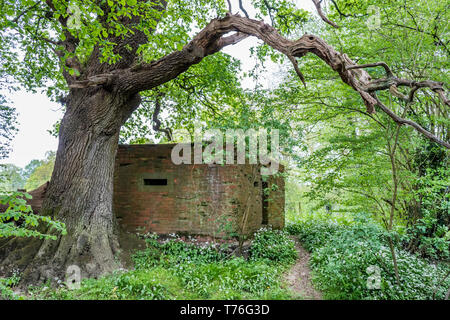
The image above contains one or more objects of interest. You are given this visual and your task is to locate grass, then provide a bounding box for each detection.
[11,228,300,300]
[3,211,448,300]
[286,212,450,300]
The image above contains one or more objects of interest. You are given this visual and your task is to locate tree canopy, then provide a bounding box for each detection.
[0,0,448,148]
[0,0,448,286]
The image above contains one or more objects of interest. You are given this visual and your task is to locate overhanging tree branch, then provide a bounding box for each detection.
[70,14,449,149]
[151,93,173,141]
[238,0,250,18]
[226,0,232,12]
[346,62,394,78]
[375,97,450,148]
[346,63,449,107]
[312,0,340,28]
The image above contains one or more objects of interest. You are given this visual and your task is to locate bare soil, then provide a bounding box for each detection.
[284,237,322,300]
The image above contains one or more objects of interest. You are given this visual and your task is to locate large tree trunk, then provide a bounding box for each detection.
[1,87,140,283]
[34,88,140,281]
[1,11,448,286]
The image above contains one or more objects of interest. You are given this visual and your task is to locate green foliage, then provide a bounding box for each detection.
[0,191,66,239]
[274,0,450,272]
[0,151,55,192]
[0,164,26,192]
[0,95,17,160]
[109,272,169,300]
[288,213,450,300]
[0,0,448,302]
[120,52,245,144]
[0,0,233,104]
[286,211,355,251]
[249,227,297,264]
[399,147,450,261]
[131,235,296,299]
[30,268,176,300]
[24,151,55,191]
[402,211,450,261]
[132,235,293,299]
[32,232,298,300]
[0,151,63,240]
[170,258,290,299]
[251,0,309,35]
[0,149,63,240]
[0,272,21,300]
[133,234,227,269]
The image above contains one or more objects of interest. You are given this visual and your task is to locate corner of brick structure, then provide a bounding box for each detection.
[113,144,285,239]
[6,144,286,241]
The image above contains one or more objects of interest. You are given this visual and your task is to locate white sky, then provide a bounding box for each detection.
[0,0,315,168]
[1,91,64,167]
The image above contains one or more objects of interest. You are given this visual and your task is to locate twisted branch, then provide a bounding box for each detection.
[312,0,340,28]
[71,14,449,148]
[151,93,172,141]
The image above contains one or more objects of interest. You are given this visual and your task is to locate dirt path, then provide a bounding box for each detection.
[284,237,322,300]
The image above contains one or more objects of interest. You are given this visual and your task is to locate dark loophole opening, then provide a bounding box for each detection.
[144,178,168,186]
[120,163,132,167]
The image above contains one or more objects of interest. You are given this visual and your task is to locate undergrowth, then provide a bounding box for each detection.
[0,271,20,300]
[287,212,450,300]
[22,229,299,300]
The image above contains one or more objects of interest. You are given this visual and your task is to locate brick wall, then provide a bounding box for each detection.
[267,170,285,229]
[114,144,285,237]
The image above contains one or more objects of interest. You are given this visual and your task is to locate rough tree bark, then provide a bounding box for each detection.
[1,87,141,282]
[0,0,162,282]
[1,3,449,284]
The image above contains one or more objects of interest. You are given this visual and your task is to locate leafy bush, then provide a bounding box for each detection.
[133,235,227,269]
[30,268,177,300]
[401,210,450,261]
[169,257,290,299]
[111,272,170,300]
[0,191,66,239]
[286,219,342,252]
[400,163,450,261]
[288,213,450,300]
[249,227,297,264]
[30,231,299,300]
[0,272,20,300]
[131,233,296,299]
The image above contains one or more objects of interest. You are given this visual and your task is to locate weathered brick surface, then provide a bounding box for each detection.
[267,171,285,229]
[114,144,285,237]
